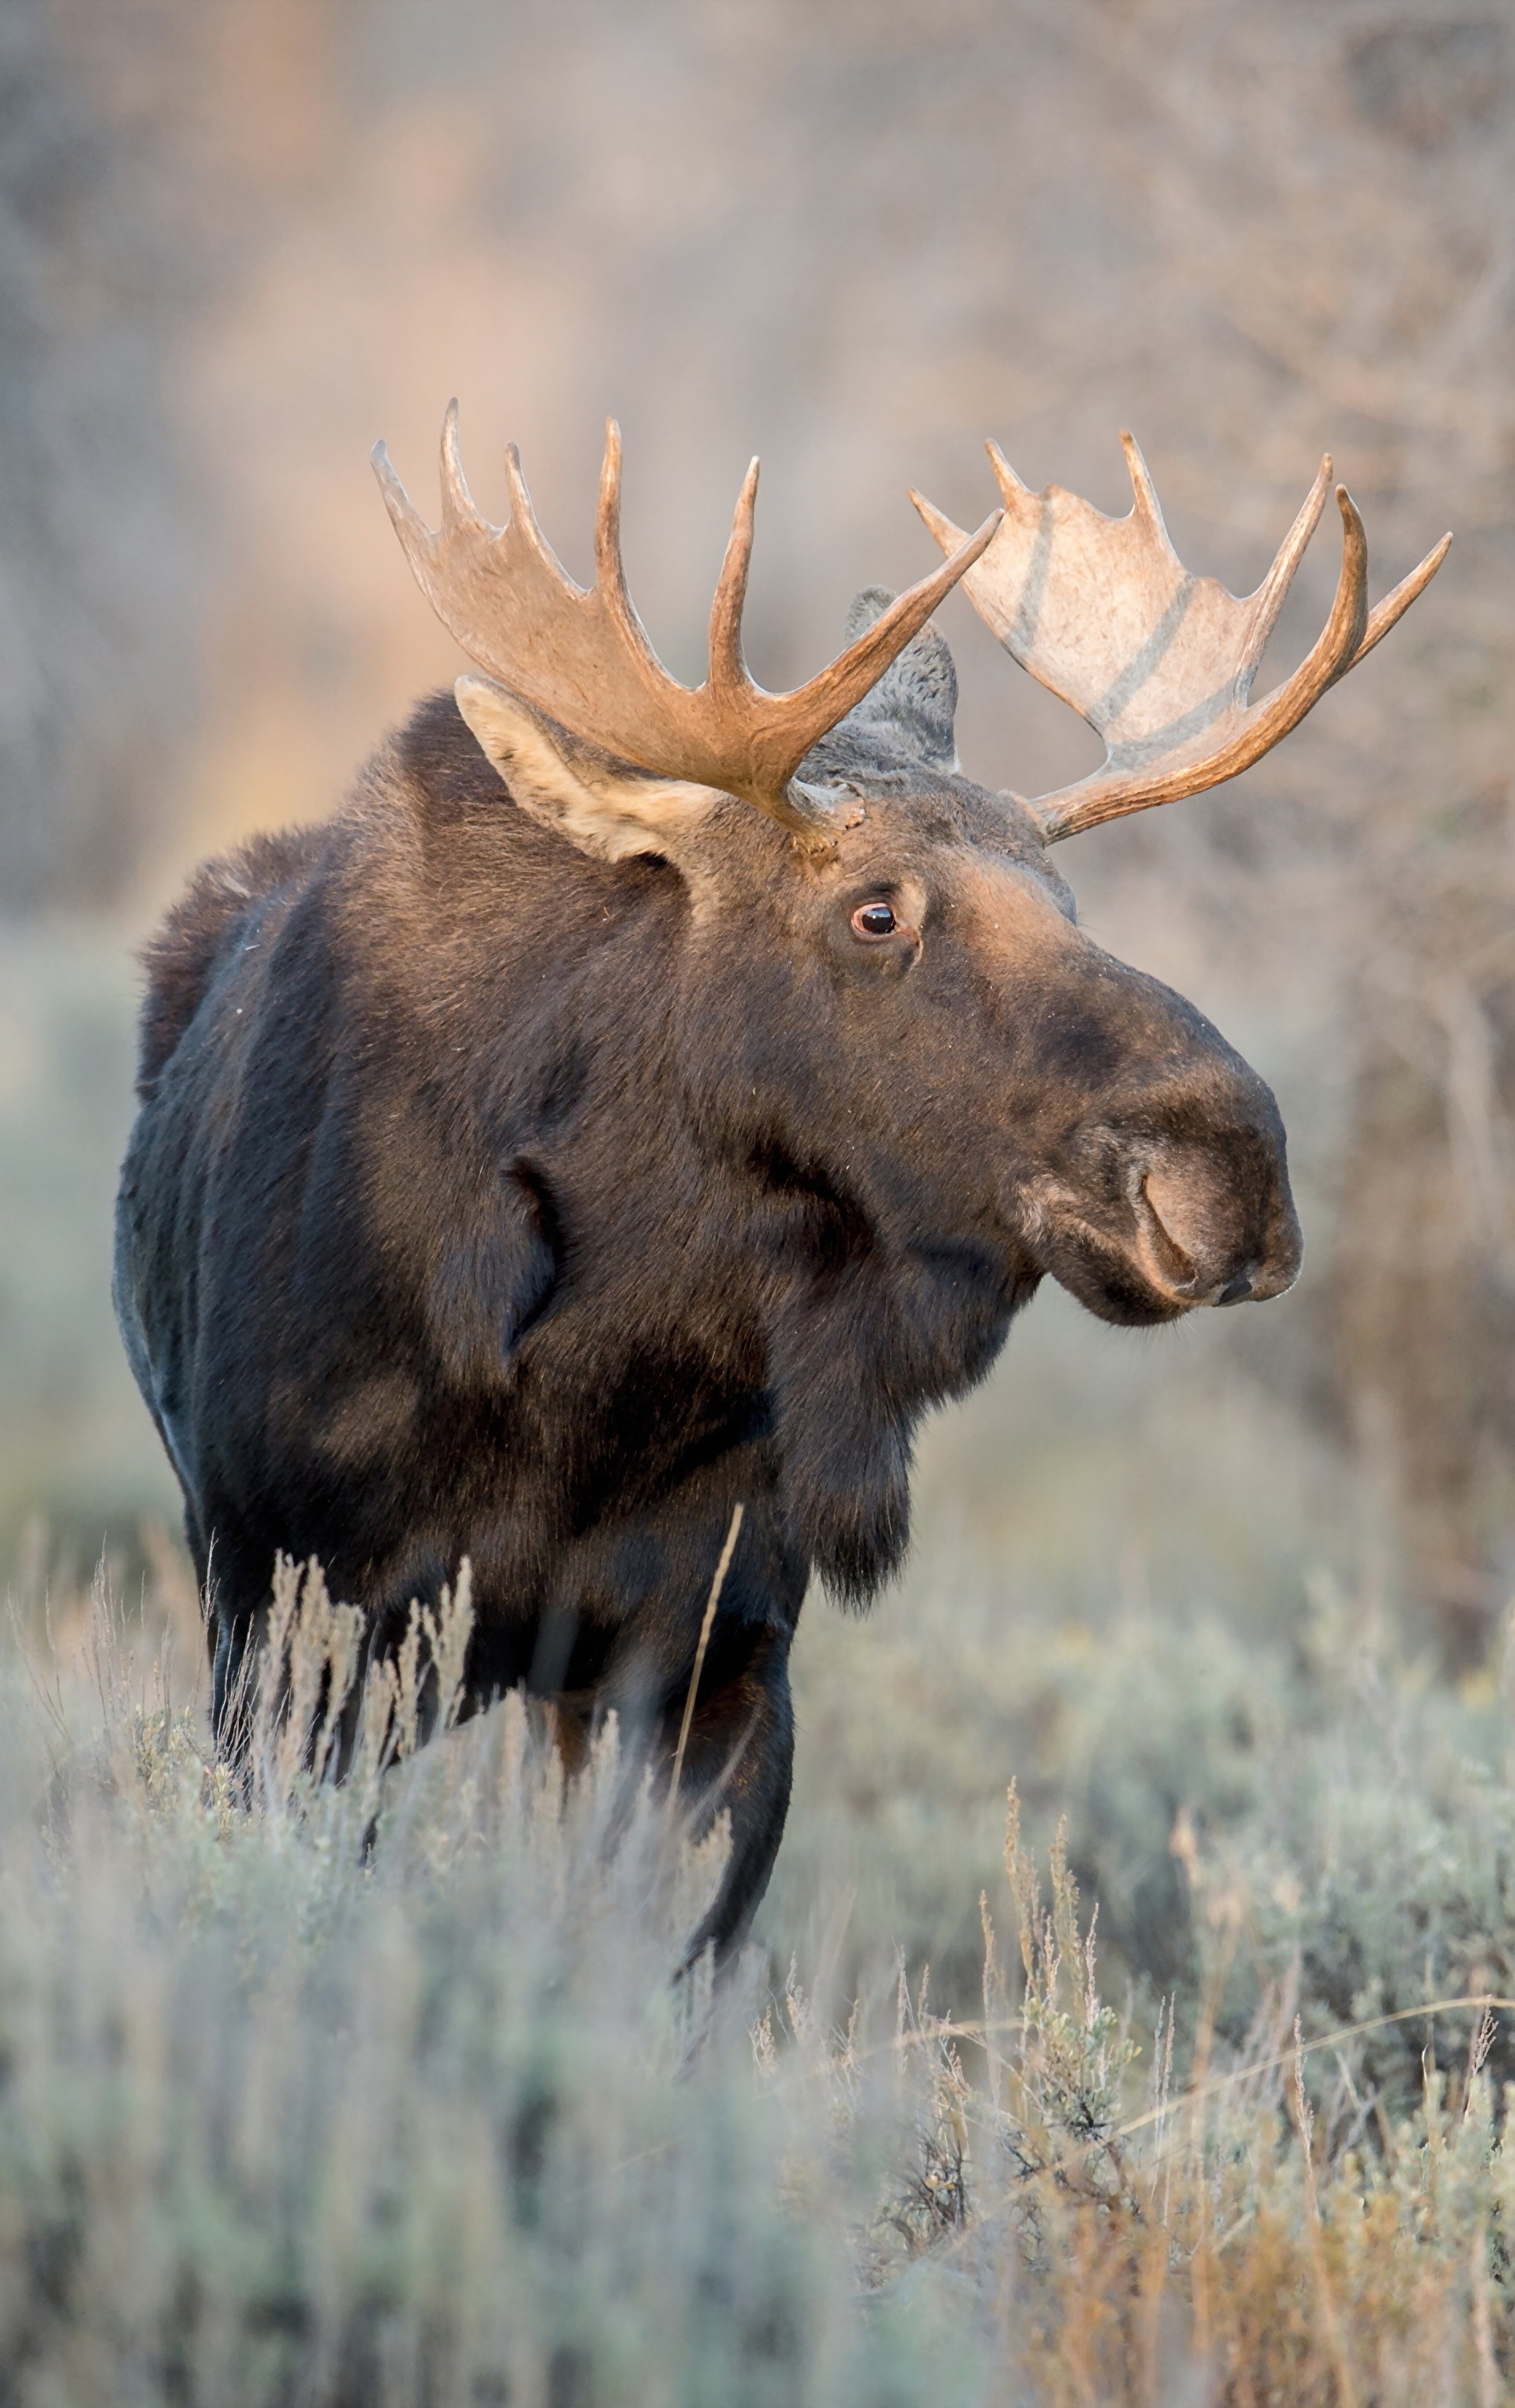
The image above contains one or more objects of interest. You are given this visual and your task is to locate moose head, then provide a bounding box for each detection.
[374,412,1446,1398]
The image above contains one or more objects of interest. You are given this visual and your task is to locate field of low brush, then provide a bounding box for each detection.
[1,1537,1512,2406]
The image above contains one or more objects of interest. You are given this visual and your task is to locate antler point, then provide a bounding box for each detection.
[707,454,761,695]
[984,439,1028,503]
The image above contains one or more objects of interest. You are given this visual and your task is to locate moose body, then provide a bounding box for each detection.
[115,418,1445,1957]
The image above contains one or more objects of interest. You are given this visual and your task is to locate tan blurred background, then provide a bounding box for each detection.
[1,0,1511,1671]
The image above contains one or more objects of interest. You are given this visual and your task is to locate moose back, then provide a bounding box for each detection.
[114,415,1446,1956]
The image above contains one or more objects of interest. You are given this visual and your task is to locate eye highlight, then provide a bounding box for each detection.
[850,901,899,940]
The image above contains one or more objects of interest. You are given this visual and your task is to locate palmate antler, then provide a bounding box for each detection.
[912,437,1450,841]
[374,405,1000,845]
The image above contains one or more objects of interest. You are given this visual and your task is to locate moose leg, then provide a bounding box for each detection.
[197,1522,300,1776]
[208,1598,269,1770]
[176,1499,258,1771]
[671,1621,795,1967]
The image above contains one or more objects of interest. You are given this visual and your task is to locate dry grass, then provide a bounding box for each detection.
[0,1550,1512,2405]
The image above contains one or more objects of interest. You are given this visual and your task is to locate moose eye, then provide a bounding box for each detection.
[850,901,899,940]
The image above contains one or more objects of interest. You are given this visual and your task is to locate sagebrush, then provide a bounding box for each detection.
[0,1550,1512,2404]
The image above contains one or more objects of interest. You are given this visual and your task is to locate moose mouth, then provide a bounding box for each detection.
[1013,1150,1303,1330]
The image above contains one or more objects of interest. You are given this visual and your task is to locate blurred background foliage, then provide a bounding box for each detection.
[0,0,1511,2000]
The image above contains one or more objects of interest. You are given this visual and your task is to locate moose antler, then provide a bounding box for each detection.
[374,405,1000,845]
[912,436,1450,842]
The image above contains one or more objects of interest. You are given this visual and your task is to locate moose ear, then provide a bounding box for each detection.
[828,587,959,771]
[454,675,723,863]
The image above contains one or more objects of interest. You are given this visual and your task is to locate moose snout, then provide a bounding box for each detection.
[1015,1087,1303,1329]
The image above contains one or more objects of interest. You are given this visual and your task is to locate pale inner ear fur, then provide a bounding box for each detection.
[455,675,724,863]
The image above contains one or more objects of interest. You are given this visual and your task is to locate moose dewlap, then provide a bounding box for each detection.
[113,412,1447,1958]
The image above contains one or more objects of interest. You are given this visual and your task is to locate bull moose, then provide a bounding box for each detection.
[114,410,1446,1956]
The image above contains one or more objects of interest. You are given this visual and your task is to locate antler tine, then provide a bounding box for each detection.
[371,437,439,572]
[912,435,1448,845]
[375,408,999,844]
[1118,432,1173,548]
[438,398,486,535]
[985,439,1031,501]
[1241,455,1332,673]
[909,485,967,553]
[1307,485,1370,691]
[1352,530,1452,669]
[593,419,627,597]
[707,457,760,699]
[499,438,580,587]
[590,419,668,679]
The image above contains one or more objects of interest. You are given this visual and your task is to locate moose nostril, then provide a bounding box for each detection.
[1136,1156,1267,1303]
[1214,1269,1256,1307]
[1136,1162,1211,1282]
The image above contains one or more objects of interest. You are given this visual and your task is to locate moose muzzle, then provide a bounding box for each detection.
[1008,1065,1303,1329]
